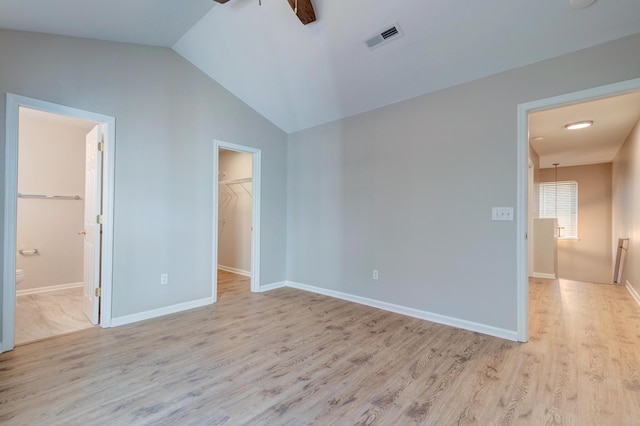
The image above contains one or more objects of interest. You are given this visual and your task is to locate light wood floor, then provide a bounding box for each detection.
[15,287,94,346]
[1,275,639,425]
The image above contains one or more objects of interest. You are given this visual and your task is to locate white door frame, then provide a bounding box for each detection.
[212,140,261,302]
[516,77,640,342]
[528,159,534,278]
[1,94,116,353]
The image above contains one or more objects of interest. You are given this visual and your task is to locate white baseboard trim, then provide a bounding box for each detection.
[16,282,83,296]
[285,281,518,342]
[218,265,251,277]
[259,281,287,292]
[626,280,640,308]
[532,272,556,280]
[110,297,213,327]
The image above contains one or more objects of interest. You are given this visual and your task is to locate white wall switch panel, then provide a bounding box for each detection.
[492,207,514,221]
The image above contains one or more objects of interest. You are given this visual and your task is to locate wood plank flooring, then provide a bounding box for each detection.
[15,287,94,345]
[1,274,639,425]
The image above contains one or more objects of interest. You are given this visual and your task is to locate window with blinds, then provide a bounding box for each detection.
[538,181,578,239]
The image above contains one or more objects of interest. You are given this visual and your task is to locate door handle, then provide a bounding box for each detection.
[78,230,87,235]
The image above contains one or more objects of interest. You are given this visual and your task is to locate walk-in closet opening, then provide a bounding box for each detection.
[217,148,253,298]
[213,140,261,302]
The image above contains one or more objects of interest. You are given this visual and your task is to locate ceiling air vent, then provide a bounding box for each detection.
[365,23,404,49]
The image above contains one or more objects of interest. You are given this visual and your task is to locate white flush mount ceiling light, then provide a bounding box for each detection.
[565,120,594,130]
[570,0,597,9]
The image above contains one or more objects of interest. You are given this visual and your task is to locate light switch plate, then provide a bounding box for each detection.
[492,207,514,221]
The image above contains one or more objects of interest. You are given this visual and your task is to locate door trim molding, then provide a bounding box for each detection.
[516,77,640,342]
[2,94,116,352]
[212,140,261,302]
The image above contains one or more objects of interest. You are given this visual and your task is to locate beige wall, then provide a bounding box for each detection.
[529,145,541,184]
[539,163,612,284]
[528,146,540,277]
[529,146,540,217]
[533,218,557,277]
[218,150,252,274]
[612,118,640,294]
[17,114,87,290]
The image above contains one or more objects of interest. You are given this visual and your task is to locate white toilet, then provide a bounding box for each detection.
[16,269,25,287]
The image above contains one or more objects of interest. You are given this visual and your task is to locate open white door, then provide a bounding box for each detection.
[82,125,103,324]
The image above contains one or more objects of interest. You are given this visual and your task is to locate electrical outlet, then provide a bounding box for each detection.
[372,270,379,280]
[160,273,168,285]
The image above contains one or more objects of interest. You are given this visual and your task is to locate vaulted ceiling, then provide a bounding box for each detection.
[1,0,640,133]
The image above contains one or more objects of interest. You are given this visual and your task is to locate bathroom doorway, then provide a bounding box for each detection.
[2,94,116,353]
[15,108,96,344]
[212,140,261,302]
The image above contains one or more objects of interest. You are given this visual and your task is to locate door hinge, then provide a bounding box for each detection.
[525,232,528,240]
[98,136,104,152]
[96,214,103,224]
[95,287,102,298]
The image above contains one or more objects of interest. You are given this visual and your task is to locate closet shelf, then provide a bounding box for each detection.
[18,193,81,200]
[219,177,252,198]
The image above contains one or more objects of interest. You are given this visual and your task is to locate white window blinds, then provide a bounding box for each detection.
[538,181,578,238]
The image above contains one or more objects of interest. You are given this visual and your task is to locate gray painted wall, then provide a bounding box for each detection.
[613,118,640,294]
[287,33,640,333]
[0,28,288,340]
[2,28,639,346]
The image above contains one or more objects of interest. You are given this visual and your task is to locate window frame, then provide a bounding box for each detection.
[538,180,578,240]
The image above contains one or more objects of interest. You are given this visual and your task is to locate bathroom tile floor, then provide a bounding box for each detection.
[15,287,94,346]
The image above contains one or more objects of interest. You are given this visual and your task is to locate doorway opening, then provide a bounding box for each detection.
[15,108,98,345]
[2,94,116,353]
[516,77,640,342]
[212,140,261,303]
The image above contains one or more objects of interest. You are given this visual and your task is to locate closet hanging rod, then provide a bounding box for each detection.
[218,177,252,198]
[18,193,81,200]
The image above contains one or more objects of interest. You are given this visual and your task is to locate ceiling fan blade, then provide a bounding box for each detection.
[287,0,316,25]
[213,0,316,25]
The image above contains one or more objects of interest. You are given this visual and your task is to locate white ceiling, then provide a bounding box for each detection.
[529,91,640,169]
[0,0,213,46]
[2,0,640,133]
